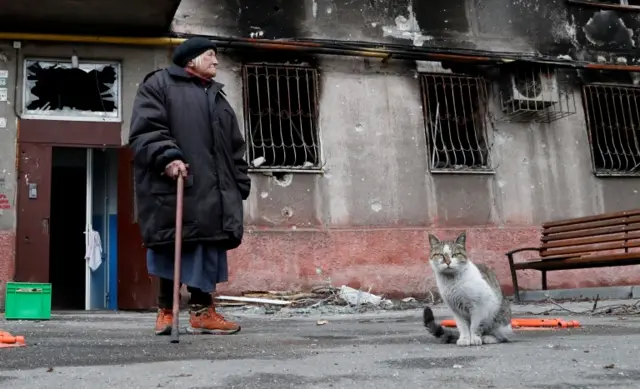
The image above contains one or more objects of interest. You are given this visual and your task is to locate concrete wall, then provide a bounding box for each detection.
[216,56,640,298]
[2,38,640,308]
[0,41,173,308]
[168,0,640,297]
[0,43,16,310]
[173,0,640,63]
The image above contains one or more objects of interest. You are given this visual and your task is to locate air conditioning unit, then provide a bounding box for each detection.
[502,71,559,110]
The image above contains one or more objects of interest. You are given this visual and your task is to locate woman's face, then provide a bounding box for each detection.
[188,49,218,79]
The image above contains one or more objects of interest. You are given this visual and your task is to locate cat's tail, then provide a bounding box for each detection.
[423,306,459,343]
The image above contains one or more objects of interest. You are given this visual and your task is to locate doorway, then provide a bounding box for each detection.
[49,147,87,310]
[46,146,118,311]
[15,120,123,310]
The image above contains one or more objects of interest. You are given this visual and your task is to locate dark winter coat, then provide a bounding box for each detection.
[128,65,251,250]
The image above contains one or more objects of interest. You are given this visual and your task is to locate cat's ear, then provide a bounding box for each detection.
[455,231,467,247]
[428,233,440,247]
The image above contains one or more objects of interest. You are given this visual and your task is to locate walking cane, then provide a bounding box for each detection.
[170,174,185,344]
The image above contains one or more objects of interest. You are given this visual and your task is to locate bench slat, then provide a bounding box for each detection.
[543,215,640,235]
[540,224,640,243]
[541,209,640,229]
[514,252,640,271]
[541,231,640,249]
[541,240,640,257]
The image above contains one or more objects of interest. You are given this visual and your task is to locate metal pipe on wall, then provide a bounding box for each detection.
[1,31,639,72]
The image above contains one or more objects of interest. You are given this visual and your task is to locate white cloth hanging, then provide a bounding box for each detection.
[84,228,103,271]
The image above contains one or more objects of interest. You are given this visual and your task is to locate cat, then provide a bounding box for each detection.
[423,231,512,346]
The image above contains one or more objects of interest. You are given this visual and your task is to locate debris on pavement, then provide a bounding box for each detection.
[214,285,640,320]
[215,295,293,306]
[214,284,402,313]
[316,320,329,326]
[338,285,384,307]
[524,298,640,317]
[216,285,344,308]
[0,330,26,348]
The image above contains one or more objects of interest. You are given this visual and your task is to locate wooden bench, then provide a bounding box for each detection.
[506,209,640,303]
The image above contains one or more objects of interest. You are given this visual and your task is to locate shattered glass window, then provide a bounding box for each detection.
[24,60,120,119]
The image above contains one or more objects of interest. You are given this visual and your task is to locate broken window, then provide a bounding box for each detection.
[242,64,320,170]
[420,74,492,172]
[583,84,640,176]
[23,60,120,120]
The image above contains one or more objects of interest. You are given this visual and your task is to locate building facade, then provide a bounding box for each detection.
[1,0,640,310]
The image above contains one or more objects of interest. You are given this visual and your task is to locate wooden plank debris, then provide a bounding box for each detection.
[215,295,293,306]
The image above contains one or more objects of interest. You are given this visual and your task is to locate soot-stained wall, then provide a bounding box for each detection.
[170,0,640,296]
[174,0,640,62]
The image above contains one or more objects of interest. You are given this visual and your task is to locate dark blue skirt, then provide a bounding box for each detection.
[146,244,229,293]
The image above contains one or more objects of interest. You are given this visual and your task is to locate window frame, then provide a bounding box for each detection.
[418,72,494,174]
[240,62,323,174]
[21,57,122,122]
[582,82,640,177]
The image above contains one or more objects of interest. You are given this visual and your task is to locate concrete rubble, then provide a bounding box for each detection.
[214,284,428,316]
[214,283,640,320]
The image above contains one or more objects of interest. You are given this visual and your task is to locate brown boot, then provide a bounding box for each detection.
[155,308,173,335]
[187,305,241,335]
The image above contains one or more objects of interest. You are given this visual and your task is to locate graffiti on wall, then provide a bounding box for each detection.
[0,195,9,210]
[0,177,10,210]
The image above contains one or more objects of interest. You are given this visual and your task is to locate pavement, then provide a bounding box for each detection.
[1,300,639,389]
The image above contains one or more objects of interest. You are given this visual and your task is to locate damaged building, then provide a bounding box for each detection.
[0,0,639,310]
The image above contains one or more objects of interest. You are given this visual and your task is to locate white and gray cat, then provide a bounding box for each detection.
[423,231,512,346]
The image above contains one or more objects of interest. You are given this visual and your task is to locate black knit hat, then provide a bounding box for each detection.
[172,37,217,67]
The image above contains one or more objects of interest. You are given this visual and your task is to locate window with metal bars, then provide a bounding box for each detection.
[583,84,640,176]
[419,73,492,172]
[241,64,321,171]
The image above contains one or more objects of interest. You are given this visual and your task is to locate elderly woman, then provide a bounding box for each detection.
[128,37,251,335]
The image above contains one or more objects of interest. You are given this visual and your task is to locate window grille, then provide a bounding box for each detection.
[419,73,493,173]
[583,84,640,176]
[242,64,321,172]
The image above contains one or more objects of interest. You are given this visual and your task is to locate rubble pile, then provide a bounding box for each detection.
[216,284,427,312]
[591,300,640,316]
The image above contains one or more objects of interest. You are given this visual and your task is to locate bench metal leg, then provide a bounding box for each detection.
[507,254,521,303]
[541,271,548,290]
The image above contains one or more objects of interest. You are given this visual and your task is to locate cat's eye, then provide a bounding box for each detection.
[432,254,444,260]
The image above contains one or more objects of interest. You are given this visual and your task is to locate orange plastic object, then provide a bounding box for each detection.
[0,330,26,348]
[440,318,581,329]
[512,319,581,328]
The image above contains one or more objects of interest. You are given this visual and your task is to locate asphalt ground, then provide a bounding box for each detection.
[1,301,639,389]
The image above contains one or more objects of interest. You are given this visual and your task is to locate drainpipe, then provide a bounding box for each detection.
[1,31,640,72]
[0,33,185,46]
